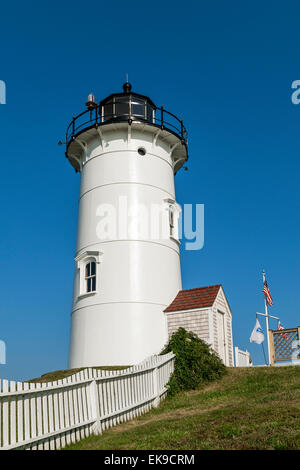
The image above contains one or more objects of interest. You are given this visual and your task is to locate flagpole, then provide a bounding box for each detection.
[256,312,268,364]
[261,342,267,365]
[263,269,271,366]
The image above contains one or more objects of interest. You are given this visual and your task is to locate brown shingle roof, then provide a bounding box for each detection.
[164,285,221,313]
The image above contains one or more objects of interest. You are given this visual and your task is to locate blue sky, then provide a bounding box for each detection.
[0,1,300,380]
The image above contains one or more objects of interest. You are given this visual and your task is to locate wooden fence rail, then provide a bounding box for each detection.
[0,352,175,450]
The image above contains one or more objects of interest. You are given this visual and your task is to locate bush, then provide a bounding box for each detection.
[161,328,227,396]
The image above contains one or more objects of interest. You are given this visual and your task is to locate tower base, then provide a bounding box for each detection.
[68,303,168,368]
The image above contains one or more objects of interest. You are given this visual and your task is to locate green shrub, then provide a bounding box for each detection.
[161,328,227,396]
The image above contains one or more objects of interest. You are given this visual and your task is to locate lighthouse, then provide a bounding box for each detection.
[65,82,188,368]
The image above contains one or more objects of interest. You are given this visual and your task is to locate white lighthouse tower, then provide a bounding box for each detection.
[65,82,188,368]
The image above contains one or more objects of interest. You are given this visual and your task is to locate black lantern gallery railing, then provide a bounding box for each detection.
[66,93,188,152]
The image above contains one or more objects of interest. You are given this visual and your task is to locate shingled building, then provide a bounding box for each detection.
[165,285,234,366]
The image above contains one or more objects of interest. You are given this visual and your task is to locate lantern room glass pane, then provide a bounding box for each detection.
[103,100,113,121]
[115,96,129,117]
[131,97,145,118]
[131,103,145,117]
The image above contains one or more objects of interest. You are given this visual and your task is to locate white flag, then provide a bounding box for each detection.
[250,319,264,344]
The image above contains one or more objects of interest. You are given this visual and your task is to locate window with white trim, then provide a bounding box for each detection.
[75,251,102,298]
[164,198,181,242]
[169,205,175,238]
[85,261,96,293]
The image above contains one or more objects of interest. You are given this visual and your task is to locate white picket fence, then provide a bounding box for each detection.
[0,352,175,450]
[235,347,252,367]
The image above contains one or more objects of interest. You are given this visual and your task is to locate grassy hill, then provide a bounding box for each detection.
[29,366,130,383]
[64,366,300,450]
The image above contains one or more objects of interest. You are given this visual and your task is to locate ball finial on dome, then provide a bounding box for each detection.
[123,82,132,93]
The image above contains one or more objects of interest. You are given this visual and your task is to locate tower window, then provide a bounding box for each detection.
[169,205,175,237]
[75,250,102,299]
[164,198,181,243]
[85,261,96,293]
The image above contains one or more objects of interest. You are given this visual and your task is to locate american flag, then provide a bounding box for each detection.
[277,320,284,331]
[263,280,273,306]
[277,320,289,341]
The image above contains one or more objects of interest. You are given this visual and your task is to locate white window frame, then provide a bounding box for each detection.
[164,198,181,243]
[75,250,102,298]
[85,260,97,294]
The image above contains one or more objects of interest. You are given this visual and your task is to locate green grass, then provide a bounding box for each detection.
[64,366,300,450]
[29,366,131,383]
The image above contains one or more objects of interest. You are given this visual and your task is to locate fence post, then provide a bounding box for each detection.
[234,346,239,367]
[268,330,275,366]
[153,367,160,408]
[245,350,250,367]
[88,379,102,435]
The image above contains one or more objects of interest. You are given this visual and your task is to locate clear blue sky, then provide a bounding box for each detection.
[1,1,299,380]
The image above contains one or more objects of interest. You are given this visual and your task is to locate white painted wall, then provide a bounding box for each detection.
[68,123,186,367]
[212,287,234,366]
